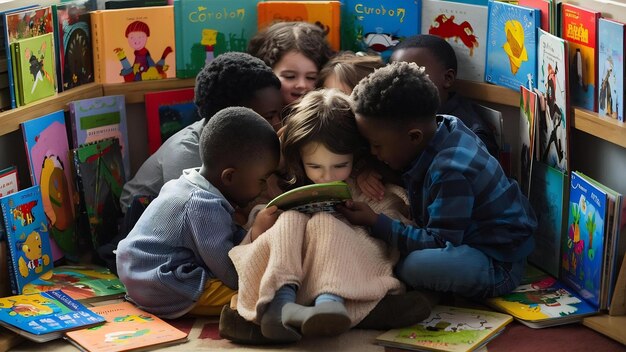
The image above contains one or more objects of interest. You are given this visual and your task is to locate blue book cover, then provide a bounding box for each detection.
[21,110,78,258]
[598,18,624,122]
[421,0,487,82]
[174,0,257,78]
[562,171,607,308]
[0,186,53,294]
[485,0,540,91]
[0,290,105,342]
[341,0,420,61]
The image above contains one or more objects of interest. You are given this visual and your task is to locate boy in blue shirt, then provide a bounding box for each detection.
[339,62,537,298]
[116,107,281,318]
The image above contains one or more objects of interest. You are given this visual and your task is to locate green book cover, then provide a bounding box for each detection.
[266,181,352,213]
[13,32,56,106]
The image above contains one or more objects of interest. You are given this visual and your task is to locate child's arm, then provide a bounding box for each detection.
[248,205,280,241]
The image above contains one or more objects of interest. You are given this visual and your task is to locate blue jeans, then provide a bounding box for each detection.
[396,242,525,298]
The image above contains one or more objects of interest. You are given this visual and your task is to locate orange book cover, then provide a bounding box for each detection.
[90,6,176,84]
[257,1,341,51]
[65,301,188,352]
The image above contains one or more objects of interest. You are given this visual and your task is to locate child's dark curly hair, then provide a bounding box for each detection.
[351,62,440,123]
[194,52,281,122]
[248,22,335,70]
[392,34,457,72]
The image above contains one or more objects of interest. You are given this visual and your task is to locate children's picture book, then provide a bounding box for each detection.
[561,3,600,111]
[528,161,567,278]
[597,18,624,122]
[90,6,176,83]
[0,165,19,199]
[518,0,551,32]
[52,0,97,92]
[485,1,539,91]
[21,265,126,303]
[0,290,105,343]
[536,28,569,173]
[11,31,56,106]
[517,86,537,196]
[561,171,607,309]
[266,181,352,214]
[72,138,126,251]
[68,95,130,180]
[257,1,341,51]
[341,0,420,61]
[0,185,53,294]
[173,0,257,78]
[144,87,200,154]
[21,110,79,258]
[421,0,487,82]
[486,274,598,328]
[65,301,188,352]
[375,305,513,352]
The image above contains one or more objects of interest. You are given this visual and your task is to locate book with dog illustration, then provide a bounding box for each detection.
[266,181,352,214]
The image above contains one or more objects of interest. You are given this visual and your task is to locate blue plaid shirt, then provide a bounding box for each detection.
[372,115,536,262]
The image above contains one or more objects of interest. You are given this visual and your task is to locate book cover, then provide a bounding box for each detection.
[341,0,420,61]
[266,181,352,213]
[485,1,539,91]
[90,6,176,83]
[0,165,19,199]
[561,171,607,308]
[375,305,513,352]
[486,275,597,328]
[257,1,341,51]
[517,85,537,196]
[421,0,488,82]
[105,0,169,9]
[0,290,105,343]
[528,161,567,278]
[72,138,126,251]
[536,28,569,173]
[561,3,599,112]
[52,0,97,92]
[21,265,126,303]
[21,110,78,257]
[519,0,551,32]
[12,32,56,106]
[68,95,131,181]
[0,185,53,294]
[144,87,199,154]
[598,18,624,122]
[174,0,257,78]
[65,301,188,352]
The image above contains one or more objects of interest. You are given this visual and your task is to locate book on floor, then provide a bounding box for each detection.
[266,181,352,213]
[375,305,512,352]
[64,301,188,352]
[0,290,105,343]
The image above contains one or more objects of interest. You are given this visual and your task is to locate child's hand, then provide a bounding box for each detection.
[336,200,378,227]
[356,169,385,201]
[249,205,281,241]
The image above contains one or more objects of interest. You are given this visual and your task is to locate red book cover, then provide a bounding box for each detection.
[561,3,600,112]
[519,0,551,32]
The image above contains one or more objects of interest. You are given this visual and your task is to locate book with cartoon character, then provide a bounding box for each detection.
[0,185,53,294]
[421,0,488,82]
[0,290,105,343]
[597,18,624,122]
[341,0,420,61]
[90,6,176,83]
[174,0,258,78]
[376,305,512,351]
[65,301,188,352]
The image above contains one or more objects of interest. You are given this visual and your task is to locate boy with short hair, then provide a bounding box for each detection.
[339,62,537,298]
[116,107,281,318]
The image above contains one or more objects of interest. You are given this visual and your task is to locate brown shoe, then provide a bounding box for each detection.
[355,289,439,330]
[218,305,283,345]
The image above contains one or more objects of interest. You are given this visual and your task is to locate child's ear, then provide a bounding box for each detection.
[443,68,456,89]
[220,168,237,185]
[408,128,424,145]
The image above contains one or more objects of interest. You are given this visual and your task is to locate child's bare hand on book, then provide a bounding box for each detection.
[356,168,385,201]
[336,200,378,227]
[249,205,281,241]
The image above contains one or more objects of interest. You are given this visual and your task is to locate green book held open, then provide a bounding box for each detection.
[266,181,352,214]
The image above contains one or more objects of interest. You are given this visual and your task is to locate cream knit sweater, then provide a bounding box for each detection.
[229,183,410,326]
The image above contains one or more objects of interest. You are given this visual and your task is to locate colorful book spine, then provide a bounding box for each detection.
[597,18,624,122]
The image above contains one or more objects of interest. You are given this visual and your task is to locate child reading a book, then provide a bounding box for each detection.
[317,51,384,94]
[338,62,537,299]
[248,21,335,106]
[116,107,281,319]
[225,89,436,343]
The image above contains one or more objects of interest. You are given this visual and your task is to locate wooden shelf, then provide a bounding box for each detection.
[102,78,195,104]
[0,83,102,136]
[583,315,626,345]
[454,80,520,107]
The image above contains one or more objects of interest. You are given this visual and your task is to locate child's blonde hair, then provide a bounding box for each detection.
[281,89,365,186]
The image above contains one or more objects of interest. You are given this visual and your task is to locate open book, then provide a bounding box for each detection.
[266,181,352,214]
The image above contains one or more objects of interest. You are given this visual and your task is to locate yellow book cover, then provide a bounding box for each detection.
[65,301,188,352]
[90,6,176,84]
[257,1,341,51]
